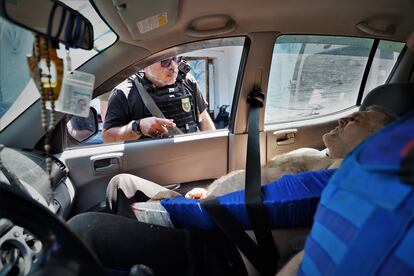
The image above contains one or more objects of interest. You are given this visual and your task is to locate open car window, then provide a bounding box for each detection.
[265,35,405,124]
[68,37,245,146]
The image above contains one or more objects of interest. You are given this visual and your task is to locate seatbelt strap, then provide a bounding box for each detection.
[245,90,279,274]
[202,197,270,275]
[202,90,279,276]
[133,77,183,135]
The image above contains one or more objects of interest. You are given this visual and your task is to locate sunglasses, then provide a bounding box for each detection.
[160,56,183,68]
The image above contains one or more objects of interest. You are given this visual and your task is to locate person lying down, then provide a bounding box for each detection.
[106,105,395,225]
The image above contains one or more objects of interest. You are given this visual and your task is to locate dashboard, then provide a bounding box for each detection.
[0,147,74,275]
[0,147,74,218]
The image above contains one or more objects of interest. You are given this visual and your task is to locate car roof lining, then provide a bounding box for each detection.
[87,0,414,95]
[93,0,414,50]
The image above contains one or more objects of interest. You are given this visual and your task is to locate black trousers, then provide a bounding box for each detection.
[68,212,247,276]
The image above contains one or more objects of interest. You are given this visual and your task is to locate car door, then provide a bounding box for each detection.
[57,34,405,215]
[57,37,247,213]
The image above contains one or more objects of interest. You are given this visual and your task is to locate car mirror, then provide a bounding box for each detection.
[66,107,99,143]
[0,0,93,50]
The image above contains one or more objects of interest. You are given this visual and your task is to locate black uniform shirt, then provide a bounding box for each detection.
[103,74,207,132]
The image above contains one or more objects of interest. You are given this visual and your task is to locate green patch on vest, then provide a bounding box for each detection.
[181,97,191,112]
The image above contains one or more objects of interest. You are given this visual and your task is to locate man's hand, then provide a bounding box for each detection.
[185,188,207,200]
[140,117,176,137]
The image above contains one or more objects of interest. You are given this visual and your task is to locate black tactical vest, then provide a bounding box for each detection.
[139,76,199,133]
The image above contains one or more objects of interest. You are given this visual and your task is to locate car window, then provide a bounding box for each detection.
[363,40,405,97]
[0,19,36,129]
[265,35,405,124]
[183,45,243,130]
[0,2,116,132]
[68,37,245,146]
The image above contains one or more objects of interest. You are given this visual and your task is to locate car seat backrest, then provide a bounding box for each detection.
[360,82,414,116]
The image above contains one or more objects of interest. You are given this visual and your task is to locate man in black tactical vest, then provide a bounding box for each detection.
[102,56,215,143]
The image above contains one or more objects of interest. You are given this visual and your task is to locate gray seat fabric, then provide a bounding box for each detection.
[360,82,414,116]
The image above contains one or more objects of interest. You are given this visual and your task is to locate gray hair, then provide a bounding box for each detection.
[365,105,398,125]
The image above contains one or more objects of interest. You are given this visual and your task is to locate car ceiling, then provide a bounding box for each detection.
[94,0,414,50]
[88,0,414,95]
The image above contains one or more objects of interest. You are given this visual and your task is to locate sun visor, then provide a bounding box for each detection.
[112,0,179,40]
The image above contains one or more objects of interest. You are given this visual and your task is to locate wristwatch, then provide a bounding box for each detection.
[132,119,142,135]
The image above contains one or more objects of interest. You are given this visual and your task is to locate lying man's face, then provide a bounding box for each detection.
[323,109,392,158]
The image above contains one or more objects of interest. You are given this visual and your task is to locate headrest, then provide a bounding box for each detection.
[360,82,414,117]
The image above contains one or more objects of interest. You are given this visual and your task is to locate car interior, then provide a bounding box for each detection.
[0,0,413,275]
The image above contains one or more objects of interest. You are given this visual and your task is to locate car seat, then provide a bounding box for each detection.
[360,82,414,116]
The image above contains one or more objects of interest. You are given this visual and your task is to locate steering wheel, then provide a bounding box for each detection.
[0,183,104,275]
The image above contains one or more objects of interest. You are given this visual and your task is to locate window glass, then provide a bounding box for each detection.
[184,45,243,128]
[0,2,117,132]
[0,19,36,129]
[265,35,403,124]
[363,41,405,96]
[70,38,244,146]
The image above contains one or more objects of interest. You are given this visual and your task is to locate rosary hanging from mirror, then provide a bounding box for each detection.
[27,35,64,192]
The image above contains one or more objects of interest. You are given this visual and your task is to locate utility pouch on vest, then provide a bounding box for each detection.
[133,77,183,136]
[149,84,199,133]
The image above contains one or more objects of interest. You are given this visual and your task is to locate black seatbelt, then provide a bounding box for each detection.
[202,197,270,275]
[202,90,279,276]
[133,76,183,135]
[245,90,279,273]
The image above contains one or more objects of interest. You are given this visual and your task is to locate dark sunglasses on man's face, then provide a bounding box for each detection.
[160,56,183,68]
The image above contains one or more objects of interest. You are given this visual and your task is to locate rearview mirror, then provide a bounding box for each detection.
[0,0,93,50]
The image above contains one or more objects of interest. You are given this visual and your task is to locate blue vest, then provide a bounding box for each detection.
[300,113,414,275]
[161,169,335,230]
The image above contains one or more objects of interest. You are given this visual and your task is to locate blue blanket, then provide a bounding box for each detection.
[300,113,414,275]
[161,169,335,230]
